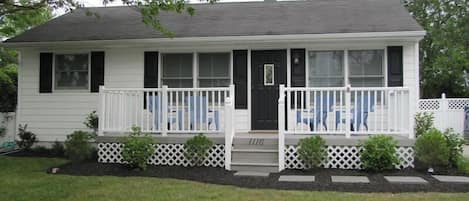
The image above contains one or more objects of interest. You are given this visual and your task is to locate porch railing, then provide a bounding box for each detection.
[278,85,411,137]
[98,85,235,135]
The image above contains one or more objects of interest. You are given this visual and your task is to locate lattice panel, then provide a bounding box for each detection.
[448,99,469,110]
[418,99,440,111]
[285,145,414,170]
[98,143,225,168]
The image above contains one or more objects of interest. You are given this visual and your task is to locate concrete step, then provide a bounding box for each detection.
[232,149,278,164]
[231,162,279,173]
[232,137,278,150]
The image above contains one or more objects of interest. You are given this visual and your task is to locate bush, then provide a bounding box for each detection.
[0,65,17,112]
[360,135,400,172]
[51,141,65,157]
[16,124,37,150]
[415,129,450,168]
[184,133,213,166]
[0,126,5,138]
[443,129,464,167]
[64,131,94,162]
[456,156,469,174]
[415,112,434,137]
[121,126,155,170]
[84,111,99,136]
[297,136,327,169]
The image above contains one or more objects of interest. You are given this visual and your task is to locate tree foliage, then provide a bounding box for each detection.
[404,0,469,98]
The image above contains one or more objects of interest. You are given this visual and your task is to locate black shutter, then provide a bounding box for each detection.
[144,51,159,88]
[90,51,105,92]
[233,50,248,109]
[387,46,403,87]
[39,53,53,93]
[291,49,305,87]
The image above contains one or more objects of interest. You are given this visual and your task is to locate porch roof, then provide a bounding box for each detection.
[5,0,424,44]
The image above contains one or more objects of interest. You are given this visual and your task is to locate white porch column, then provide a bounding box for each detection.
[98,85,105,136]
[162,85,168,136]
[224,96,234,170]
[278,84,286,171]
[345,84,351,138]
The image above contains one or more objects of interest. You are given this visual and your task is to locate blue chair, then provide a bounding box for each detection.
[335,93,375,131]
[148,95,182,130]
[296,93,334,131]
[186,96,220,130]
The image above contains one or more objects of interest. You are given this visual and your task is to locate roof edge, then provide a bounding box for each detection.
[3,31,426,48]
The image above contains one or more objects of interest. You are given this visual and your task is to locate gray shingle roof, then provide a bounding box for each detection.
[5,0,424,43]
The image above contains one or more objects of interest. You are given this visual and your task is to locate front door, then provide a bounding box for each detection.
[251,50,287,130]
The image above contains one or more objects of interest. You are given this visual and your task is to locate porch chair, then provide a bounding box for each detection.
[296,93,334,131]
[185,96,220,130]
[335,93,375,131]
[148,95,183,130]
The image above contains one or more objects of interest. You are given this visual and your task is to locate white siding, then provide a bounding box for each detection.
[105,48,144,88]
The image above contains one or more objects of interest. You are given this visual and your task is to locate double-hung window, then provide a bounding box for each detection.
[348,50,384,87]
[162,53,193,88]
[308,51,344,87]
[54,54,89,90]
[198,53,230,87]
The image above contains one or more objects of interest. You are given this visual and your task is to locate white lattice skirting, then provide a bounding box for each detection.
[285,145,414,169]
[98,143,225,168]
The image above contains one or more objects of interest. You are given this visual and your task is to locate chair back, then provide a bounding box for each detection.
[186,96,208,123]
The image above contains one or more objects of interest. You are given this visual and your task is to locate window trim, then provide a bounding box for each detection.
[52,52,91,92]
[305,48,387,88]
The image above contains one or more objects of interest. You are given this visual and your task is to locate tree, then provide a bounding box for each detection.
[404,0,469,98]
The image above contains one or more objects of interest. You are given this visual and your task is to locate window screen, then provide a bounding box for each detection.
[162,53,193,88]
[308,51,344,87]
[198,53,230,87]
[348,50,384,87]
[54,54,89,90]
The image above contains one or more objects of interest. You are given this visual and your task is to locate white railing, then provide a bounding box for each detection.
[98,85,235,135]
[418,93,469,135]
[278,85,411,137]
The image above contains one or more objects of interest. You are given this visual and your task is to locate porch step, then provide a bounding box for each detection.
[232,149,278,164]
[232,137,278,150]
[231,162,279,173]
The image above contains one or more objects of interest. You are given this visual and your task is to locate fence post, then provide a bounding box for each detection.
[98,85,105,136]
[224,97,234,170]
[162,85,168,136]
[345,85,351,138]
[278,85,286,171]
[440,93,448,131]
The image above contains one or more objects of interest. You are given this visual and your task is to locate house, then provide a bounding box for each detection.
[3,0,425,172]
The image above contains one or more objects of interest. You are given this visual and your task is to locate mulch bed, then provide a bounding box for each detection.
[51,161,469,193]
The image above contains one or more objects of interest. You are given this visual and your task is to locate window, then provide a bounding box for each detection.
[54,54,89,90]
[308,51,344,87]
[198,53,230,87]
[348,50,384,87]
[264,64,274,86]
[162,53,193,88]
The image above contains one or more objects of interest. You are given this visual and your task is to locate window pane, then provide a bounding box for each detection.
[199,79,230,87]
[198,53,230,77]
[348,50,383,76]
[162,79,193,88]
[348,50,384,87]
[162,53,193,78]
[55,54,89,90]
[308,51,344,87]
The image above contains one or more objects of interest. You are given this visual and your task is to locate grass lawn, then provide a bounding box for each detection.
[1,157,469,201]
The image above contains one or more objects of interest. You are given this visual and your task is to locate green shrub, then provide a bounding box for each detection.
[121,126,155,170]
[0,126,5,138]
[456,156,469,173]
[443,128,464,167]
[51,141,65,157]
[16,124,37,150]
[84,111,99,136]
[0,65,17,113]
[415,112,434,137]
[64,131,94,162]
[415,129,450,168]
[360,135,400,172]
[297,136,327,169]
[184,133,214,166]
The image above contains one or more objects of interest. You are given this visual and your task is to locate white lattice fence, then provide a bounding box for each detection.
[285,145,414,170]
[98,143,225,168]
[418,95,469,135]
